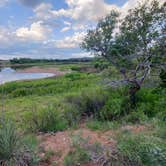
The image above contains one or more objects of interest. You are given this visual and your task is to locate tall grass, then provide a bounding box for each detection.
[0,72,166,133]
[0,73,99,97]
[22,105,67,132]
[117,132,166,166]
[0,119,36,165]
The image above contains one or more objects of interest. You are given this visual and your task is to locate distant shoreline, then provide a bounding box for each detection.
[17,66,66,76]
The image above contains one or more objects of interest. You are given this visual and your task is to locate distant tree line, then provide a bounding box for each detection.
[10,57,93,64]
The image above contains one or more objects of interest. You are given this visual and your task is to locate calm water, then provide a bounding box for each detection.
[0,67,55,84]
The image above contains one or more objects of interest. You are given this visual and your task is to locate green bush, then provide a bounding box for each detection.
[123,110,148,124]
[65,72,82,80]
[136,88,166,118]
[100,98,122,120]
[65,88,108,118]
[63,104,81,127]
[11,88,32,97]
[23,106,67,132]
[160,68,166,88]
[70,66,82,72]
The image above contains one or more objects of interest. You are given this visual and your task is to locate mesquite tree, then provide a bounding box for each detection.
[81,0,166,106]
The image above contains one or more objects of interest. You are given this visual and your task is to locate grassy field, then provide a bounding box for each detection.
[0,62,166,166]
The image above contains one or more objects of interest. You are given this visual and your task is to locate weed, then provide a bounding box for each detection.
[64,147,91,166]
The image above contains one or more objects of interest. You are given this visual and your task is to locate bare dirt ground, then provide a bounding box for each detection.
[17,66,66,76]
[37,124,146,166]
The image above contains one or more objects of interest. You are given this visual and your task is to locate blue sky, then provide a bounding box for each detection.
[0,0,135,59]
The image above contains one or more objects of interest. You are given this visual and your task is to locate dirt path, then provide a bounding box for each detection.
[37,125,146,166]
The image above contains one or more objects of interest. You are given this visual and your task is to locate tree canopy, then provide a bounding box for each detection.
[81,0,166,106]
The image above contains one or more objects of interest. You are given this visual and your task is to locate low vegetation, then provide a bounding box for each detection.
[0,119,38,165]
[0,0,165,165]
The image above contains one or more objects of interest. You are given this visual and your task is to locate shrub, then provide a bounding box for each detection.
[157,111,166,122]
[11,88,32,97]
[160,68,166,88]
[71,66,82,72]
[123,110,148,124]
[136,88,166,118]
[0,119,35,165]
[63,104,81,127]
[117,133,166,166]
[22,106,67,132]
[65,88,108,118]
[65,72,82,80]
[151,119,166,140]
[99,98,122,120]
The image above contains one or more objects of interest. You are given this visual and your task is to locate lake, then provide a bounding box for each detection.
[0,67,55,84]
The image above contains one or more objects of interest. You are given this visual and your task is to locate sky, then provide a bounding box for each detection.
[0,0,163,59]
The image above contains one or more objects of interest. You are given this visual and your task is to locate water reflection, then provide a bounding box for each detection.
[0,67,55,84]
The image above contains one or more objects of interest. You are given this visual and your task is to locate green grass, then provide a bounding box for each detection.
[86,120,119,131]
[64,147,91,166]
[0,73,99,97]
[0,72,101,131]
[0,119,38,165]
[0,70,166,132]
[116,124,166,166]
[0,62,166,165]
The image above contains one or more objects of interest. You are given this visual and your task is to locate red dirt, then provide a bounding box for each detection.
[37,125,146,166]
[17,66,66,76]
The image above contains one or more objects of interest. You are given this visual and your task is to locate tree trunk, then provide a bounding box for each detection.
[129,81,141,108]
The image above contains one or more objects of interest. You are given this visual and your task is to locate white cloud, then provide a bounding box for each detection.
[70,52,93,58]
[61,26,71,32]
[33,0,118,22]
[53,31,86,48]
[0,0,165,60]
[64,21,71,26]
[34,3,54,20]
[61,21,88,33]
[33,0,165,27]
[33,3,70,21]
[65,0,118,21]
[0,26,16,48]
[121,0,165,17]
[16,21,52,41]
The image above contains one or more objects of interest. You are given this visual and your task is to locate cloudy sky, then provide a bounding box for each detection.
[0,0,162,59]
